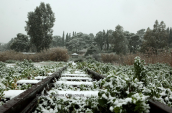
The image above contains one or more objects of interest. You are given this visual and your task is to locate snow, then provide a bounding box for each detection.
[72,61,76,66]
[102,94,107,99]
[47,73,53,76]
[4,90,25,99]
[60,77,92,81]
[34,76,47,80]
[74,70,84,74]
[125,98,132,103]
[32,61,61,67]
[61,74,89,77]
[110,106,114,112]
[160,92,166,96]
[113,98,132,107]
[17,80,40,84]
[6,63,15,67]
[71,53,78,56]
[55,81,93,86]
[50,91,98,98]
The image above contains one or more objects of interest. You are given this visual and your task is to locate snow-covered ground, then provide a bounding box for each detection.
[1,61,67,105]
[4,90,25,99]
[6,61,62,67]
[17,80,40,84]
[6,63,15,67]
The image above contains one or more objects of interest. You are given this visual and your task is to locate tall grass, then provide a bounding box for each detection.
[101,51,172,66]
[0,47,69,62]
[101,53,120,63]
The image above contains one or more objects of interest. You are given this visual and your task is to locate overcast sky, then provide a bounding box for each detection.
[0,0,172,43]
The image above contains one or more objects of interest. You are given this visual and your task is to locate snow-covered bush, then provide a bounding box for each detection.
[134,56,147,85]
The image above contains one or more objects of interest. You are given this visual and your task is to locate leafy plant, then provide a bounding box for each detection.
[134,56,147,85]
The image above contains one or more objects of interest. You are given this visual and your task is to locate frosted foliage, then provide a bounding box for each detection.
[34,58,172,112]
[0,60,66,105]
[75,58,172,112]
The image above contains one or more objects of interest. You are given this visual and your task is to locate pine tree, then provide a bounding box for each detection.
[112,25,128,54]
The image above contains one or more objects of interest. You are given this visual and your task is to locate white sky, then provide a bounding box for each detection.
[0,0,172,43]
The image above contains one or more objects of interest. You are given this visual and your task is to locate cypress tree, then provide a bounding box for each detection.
[73,31,75,37]
[66,33,69,43]
[69,33,71,41]
[75,32,77,36]
[169,28,172,45]
[62,31,65,47]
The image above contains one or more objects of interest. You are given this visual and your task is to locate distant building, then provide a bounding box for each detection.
[71,53,78,58]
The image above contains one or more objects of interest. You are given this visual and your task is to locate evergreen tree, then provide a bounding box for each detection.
[69,33,71,41]
[73,31,75,37]
[169,28,172,47]
[94,31,104,50]
[62,31,65,47]
[129,35,141,53]
[112,25,128,54]
[51,36,63,47]
[105,30,109,50]
[141,20,168,53]
[136,29,145,39]
[66,33,69,44]
[10,33,30,52]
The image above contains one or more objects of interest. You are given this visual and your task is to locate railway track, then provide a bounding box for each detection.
[0,62,172,113]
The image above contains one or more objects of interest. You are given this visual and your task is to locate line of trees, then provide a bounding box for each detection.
[50,32,94,53]
[0,2,171,55]
[93,20,171,54]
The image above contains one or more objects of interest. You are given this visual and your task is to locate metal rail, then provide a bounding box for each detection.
[86,68,105,80]
[0,66,67,113]
[86,68,172,113]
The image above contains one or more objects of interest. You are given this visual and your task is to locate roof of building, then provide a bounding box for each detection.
[71,53,78,56]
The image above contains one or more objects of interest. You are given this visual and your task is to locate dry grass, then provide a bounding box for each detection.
[0,47,69,62]
[101,53,120,63]
[101,51,172,66]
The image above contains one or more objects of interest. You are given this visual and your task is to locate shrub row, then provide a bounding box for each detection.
[101,52,172,66]
[0,47,69,62]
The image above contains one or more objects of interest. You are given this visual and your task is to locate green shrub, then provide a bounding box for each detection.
[134,56,147,85]
[85,49,97,56]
